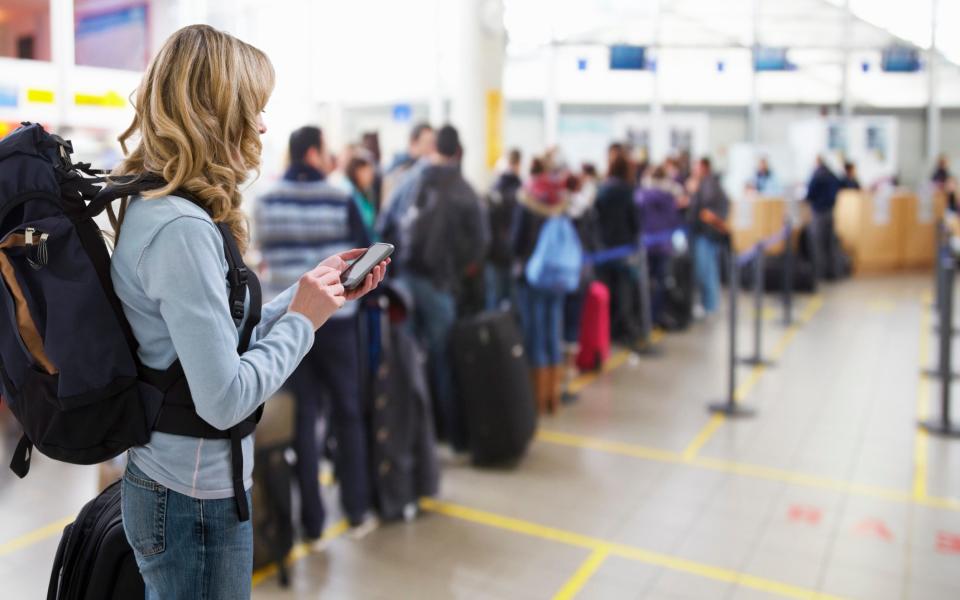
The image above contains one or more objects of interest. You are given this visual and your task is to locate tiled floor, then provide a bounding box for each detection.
[2,274,960,599]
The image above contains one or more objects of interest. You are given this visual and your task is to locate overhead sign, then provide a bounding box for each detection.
[881,46,921,73]
[754,47,795,71]
[609,45,647,71]
[0,87,17,108]
[27,89,54,104]
[75,91,126,108]
[392,103,412,123]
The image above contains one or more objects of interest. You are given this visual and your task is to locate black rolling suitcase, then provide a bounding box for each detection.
[251,390,296,587]
[47,480,144,600]
[450,311,536,465]
[740,254,818,294]
[660,252,694,331]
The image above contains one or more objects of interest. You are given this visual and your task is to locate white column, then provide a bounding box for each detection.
[50,0,75,127]
[840,0,853,129]
[650,0,664,160]
[543,42,559,147]
[748,0,761,145]
[927,0,941,164]
[448,0,506,188]
[428,0,446,126]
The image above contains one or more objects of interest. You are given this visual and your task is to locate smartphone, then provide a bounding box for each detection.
[340,242,394,290]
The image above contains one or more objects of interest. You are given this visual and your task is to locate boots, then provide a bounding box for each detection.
[547,364,563,414]
[530,367,551,415]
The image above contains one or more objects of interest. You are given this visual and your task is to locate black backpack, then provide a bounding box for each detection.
[47,480,144,600]
[0,122,261,520]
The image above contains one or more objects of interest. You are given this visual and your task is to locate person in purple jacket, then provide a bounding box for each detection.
[636,166,682,326]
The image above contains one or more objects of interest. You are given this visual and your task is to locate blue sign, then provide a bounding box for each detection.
[716,61,725,73]
[610,45,647,70]
[881,46,921,72]
[577,58,588,71]
[754,47,795,71]
[0,86,17,108]
[861,61,870,73]
[392,103,412,123]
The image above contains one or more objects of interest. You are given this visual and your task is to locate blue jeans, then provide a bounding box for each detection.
[563,288,584,345]
[518,283,564,367]
[121,461,253,600]
[484,263,513,311]
[693,236,721,313]
[404,274,465,451]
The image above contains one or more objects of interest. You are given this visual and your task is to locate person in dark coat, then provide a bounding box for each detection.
[805,156,842,280]
[485,148,523,310]
[594,154,642,344]
[398,125,488,454]
[932,154,957,212]
[839,161,861,190]
[687,157,729,315]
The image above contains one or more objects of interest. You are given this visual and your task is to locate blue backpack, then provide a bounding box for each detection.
[0,123,261,520]
[525,215,583,293]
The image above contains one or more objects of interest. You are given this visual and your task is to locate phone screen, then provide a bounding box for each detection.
[340,243,394,289]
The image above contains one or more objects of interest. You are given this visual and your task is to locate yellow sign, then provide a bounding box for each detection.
[26,89,55,104]
[485,89,503,170]
[74,91,126,108]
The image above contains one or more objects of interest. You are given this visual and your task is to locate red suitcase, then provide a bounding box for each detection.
[576,281,611,372]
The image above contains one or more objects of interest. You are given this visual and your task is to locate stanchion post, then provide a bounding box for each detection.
[923,230,959,380]
[921,250,960,437]
[708,246,755,417]
[782,220,794,327]
[740,244,774,367]
[635,243,661,356]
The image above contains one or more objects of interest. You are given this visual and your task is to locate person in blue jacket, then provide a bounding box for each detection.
[805,156,842,280]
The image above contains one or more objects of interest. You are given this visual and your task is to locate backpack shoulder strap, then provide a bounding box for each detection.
[216,222,261,353]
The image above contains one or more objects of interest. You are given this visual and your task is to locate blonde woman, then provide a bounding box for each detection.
[109,25,386,598]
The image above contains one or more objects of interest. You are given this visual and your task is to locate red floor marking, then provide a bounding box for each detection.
[787,505,822,525]
[853,518,893,542]
[936,532,960,555]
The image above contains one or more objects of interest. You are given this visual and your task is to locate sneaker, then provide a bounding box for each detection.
[348,515,380,540]
[693,304,706,319]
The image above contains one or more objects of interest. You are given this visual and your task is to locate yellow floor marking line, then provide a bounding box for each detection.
[552,548,609,600]
[682,414,726,460]
[0,516,74,557]
[682,295,824,460]
[567,349,631,395]
[913,298,931,501]
[798,294,824,323]
[421,498,850,600]
[536,429,960,512]
[251,519,349,587]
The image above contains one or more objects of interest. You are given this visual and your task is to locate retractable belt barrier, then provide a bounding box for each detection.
[920,221,960,437]
[584,229,683,355]
[708,222,791,418]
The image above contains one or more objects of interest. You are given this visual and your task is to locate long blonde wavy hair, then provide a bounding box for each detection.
[112,25,275,253]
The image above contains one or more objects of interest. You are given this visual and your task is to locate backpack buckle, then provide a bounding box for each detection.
[228,266,249,288]
[231,300,245,322]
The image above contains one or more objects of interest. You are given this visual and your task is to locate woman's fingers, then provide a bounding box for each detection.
[316,269,343,287]
[337,248,367,261]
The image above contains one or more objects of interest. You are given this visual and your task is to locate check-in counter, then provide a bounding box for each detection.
[730,196,789,255]
[835,189,945,272]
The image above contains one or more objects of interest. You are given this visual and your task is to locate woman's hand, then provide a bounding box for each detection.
[318,248,366,272]
[289,266,346,330]
[344,259,390,301]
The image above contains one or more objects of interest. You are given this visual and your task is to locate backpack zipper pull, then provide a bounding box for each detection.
[25,228,49,270]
